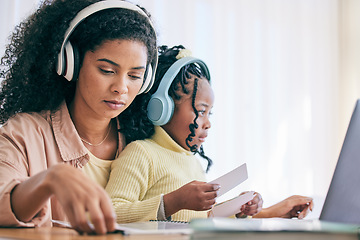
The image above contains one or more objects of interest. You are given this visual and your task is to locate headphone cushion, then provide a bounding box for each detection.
[62,41,80,81]
[71,42,80,81]
[138,64,153,95]
[147,97,163,123]
[147,94,174,126]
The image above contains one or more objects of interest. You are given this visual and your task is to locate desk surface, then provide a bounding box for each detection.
[1,226,359,240]
[0,227,190,240]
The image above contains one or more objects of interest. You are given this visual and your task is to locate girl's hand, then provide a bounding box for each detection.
[253,195,313,219]
[235,192,263,218]
[163,180,220,217]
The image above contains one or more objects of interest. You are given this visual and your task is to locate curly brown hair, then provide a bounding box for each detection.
[0,0,157,142]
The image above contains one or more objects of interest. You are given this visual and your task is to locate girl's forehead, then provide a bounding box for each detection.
[175,75,209,94]
[174,76,212,106]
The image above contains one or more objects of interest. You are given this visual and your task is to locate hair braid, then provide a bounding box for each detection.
[185,77,213,172]
[185,77,199,152]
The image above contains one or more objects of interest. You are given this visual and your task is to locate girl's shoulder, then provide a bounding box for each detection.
[113,138,160,166]
[121,138,158,156]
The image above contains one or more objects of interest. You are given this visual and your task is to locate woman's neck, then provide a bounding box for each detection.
[68,100,110,141]
[68,100,120,160]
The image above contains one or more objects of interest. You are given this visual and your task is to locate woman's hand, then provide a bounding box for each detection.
[163,180,220,217]
[253,195,313,219]
[46,164,116,234]
[235,192,263,218]
[11,164,116,235]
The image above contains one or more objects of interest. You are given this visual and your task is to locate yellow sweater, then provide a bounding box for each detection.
[105,126,208,223]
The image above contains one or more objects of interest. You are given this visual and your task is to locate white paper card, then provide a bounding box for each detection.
[211,191,256,217]
[208,163,248,197]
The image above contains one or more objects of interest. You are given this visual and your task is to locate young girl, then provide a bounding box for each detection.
[106,45,313,223]
[105,45,265,223]
[0,0,157,235]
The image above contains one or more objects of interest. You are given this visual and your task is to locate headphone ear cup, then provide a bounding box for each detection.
[62,41,80,81]
[138,64,153,95]
[147,92,174,126]
[63,41,74,81]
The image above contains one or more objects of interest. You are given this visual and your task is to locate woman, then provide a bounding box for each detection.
[0,0,157,235]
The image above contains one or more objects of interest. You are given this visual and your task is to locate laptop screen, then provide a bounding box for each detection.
[320,99,360,224]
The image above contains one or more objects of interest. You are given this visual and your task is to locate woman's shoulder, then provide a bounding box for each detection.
[1,110,52,134]
[0,111,54,162]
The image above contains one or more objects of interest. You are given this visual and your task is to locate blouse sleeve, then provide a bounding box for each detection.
[0,133,50,227]
[105,141,161,223]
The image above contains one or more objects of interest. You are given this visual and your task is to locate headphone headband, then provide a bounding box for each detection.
[156,57,210,95]
[147,56,210,126]
[56,0,158,94]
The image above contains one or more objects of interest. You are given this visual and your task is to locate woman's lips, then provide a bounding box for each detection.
[104,100,125,110]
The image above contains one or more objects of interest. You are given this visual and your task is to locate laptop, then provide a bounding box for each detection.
[319,99,360,224]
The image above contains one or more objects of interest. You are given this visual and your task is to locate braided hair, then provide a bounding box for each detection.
[152,45,213,172]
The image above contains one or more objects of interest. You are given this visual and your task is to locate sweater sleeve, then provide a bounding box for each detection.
[105,141,161,223]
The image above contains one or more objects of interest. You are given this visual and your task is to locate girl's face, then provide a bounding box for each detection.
[162,76,214,151]
[73,39,147,120]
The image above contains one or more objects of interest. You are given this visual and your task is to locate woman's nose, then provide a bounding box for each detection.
[111,75,128,94]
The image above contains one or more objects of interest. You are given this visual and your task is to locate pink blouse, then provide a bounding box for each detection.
[0,101,121,227]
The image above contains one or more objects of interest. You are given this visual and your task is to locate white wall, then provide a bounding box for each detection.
[0,0,40,60]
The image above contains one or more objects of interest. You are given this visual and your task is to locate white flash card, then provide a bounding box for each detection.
[208,163,248,197]
[211,191,256,217]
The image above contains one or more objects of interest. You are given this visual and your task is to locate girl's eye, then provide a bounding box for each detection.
[198,109,213,117]
[198,110,206,116]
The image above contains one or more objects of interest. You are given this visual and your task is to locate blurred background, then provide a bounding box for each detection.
[1,0,360,219]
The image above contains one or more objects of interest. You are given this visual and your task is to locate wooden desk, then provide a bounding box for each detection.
[0,227,190,240]
[1,226,359,240]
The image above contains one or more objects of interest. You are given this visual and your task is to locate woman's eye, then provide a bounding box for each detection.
[100,68,115,74]
[129,74,142,80]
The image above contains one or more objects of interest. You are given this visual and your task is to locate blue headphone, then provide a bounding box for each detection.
[147,56,211,126]
[56,0,158,94]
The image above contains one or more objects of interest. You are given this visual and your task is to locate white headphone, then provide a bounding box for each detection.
[56,0,158,94]
[147,56,211,126]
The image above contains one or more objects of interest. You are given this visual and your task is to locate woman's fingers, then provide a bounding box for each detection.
[72,202,94,234]
[87,201,107,235]
[47,165,116,235]
[100,198,116,233]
